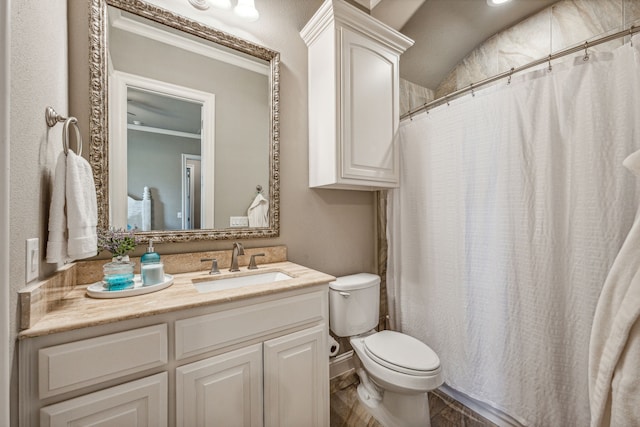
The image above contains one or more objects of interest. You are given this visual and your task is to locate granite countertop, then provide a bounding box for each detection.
[19,261,335,339]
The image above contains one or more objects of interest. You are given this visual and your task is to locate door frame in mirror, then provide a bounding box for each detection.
[110,71,216,231]
[89,0,280,242]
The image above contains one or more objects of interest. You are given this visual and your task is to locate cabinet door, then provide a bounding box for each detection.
[40,372,167,427]
[176,343,263,427]
[341,27,399,185]
[263,325,329,427]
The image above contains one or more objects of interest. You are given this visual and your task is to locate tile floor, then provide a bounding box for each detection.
[330,371,498,427]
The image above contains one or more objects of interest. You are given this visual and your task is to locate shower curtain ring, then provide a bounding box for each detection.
[583,41,590,61]
[470,83,475,97]
[446,95,450,106]
[547,54,553,72]
[507,67,514,85]
[631,25,635,47]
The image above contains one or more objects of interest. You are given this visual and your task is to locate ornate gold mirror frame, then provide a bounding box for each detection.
[88,0,280,242]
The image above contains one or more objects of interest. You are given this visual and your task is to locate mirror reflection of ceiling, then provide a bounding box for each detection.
[362,0,560,90]
[109,7,270,137]
[127,87,202,135]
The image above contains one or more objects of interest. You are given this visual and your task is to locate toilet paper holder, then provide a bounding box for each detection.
[328,335,340,357]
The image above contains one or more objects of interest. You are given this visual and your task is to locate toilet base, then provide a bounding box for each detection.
[355,369,431,427]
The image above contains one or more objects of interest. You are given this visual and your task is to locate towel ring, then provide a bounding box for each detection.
[45,106,83,156]
[62,117,82,156]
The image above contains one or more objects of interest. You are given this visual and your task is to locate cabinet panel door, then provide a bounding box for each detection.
[263,325,328,427]
[341,27,399,184]
[176,344,263,427]
[40,372,167,427]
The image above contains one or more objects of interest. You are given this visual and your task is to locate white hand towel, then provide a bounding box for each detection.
[45,152,69,263]
[589,149,640,426]
[622,148,640,176]
[247,193,269,227]
[46,150,98,263]
[65,150,98,260]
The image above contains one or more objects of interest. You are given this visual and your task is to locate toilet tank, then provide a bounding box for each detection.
[329,273,380,337]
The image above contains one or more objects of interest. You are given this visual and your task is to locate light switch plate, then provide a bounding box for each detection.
[230,216,249,227]
[26,238,39,283]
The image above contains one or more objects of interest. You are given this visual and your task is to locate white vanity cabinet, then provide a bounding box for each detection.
[19,286,330,427]
[19,324,169,427]
[174,290,329,427]
[176,324,327,427]
[301,0,413,190]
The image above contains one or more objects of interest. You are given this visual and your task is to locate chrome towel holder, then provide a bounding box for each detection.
[45,106,83,156]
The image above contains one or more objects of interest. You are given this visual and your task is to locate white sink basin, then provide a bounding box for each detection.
[193,271,293,293]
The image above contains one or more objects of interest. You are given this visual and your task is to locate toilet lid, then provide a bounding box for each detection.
[363,331,440,376]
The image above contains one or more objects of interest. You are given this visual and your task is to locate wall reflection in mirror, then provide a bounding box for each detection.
[89,0,280,242]
[125,88,204,231]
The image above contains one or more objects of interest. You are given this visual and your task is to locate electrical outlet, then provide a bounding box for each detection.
[230,216,249,227]
[25,238,39,283]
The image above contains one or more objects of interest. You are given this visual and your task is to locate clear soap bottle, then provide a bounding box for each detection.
[141,238,164,286]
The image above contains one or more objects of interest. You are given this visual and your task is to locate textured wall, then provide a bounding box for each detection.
[0,2,9,425]
[9,0,68,424]
[435,0,640,98]
[399,78,435,116]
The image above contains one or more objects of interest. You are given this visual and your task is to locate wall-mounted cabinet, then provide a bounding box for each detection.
[301,0,413,190]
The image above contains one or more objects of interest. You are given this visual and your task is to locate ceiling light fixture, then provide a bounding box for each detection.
[234,0,259,22]
[188,0,211,10]
[188,0,259,21]
[487,0,512,6]
[210,0,232,9]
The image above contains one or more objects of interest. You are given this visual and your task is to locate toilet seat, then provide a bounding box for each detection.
[363,331,440,376]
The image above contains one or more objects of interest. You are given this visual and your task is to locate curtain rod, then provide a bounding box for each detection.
[401,24,639,120]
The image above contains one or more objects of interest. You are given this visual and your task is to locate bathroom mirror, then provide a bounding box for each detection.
[89,0,280,242]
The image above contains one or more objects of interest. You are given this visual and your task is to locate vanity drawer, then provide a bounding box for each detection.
[40,372,168,427]
[38,324,168,399]
[175,291,326,360]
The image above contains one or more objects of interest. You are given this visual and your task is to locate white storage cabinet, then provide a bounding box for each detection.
[301,0,413,190]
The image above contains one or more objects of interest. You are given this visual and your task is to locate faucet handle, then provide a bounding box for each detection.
[248,253,265,270]
[233,242,245,255]
[200,258,220,275]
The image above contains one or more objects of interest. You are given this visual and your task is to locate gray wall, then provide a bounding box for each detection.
[9,1,377,425]
[69,0,377,277]
[127,130,201,230]
[8,0,69,424]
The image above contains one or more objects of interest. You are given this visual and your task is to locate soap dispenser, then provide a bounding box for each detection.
[141,238,164,286]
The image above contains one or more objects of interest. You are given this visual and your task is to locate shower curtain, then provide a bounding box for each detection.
[388,42,640,426]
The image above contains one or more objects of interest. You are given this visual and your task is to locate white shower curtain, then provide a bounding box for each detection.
[388,42,640,426]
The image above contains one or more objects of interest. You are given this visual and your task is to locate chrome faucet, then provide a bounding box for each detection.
[230,242,245,272]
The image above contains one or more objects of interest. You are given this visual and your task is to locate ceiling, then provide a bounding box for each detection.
[117,0,563,132]
[371,0,559,90]
[127,87,202,134]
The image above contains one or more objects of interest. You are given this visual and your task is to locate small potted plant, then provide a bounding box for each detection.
[97,228,140,291]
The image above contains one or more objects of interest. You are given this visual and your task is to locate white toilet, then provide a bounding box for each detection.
[329,273,443,427]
